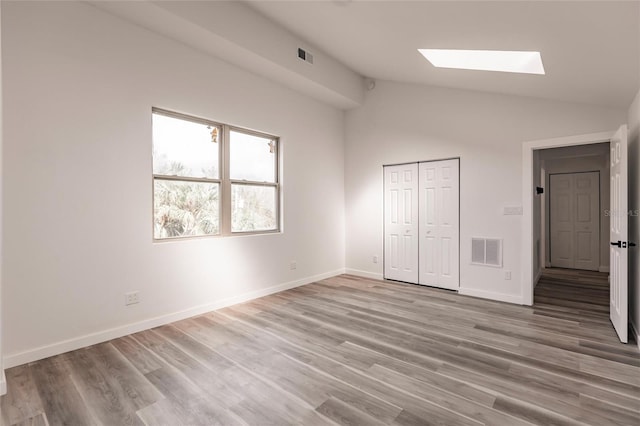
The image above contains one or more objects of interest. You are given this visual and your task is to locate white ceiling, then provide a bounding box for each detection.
[246,0,640,109]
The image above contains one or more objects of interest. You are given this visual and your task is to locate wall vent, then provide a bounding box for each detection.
[297,48,314,64]
[471,238,503,267]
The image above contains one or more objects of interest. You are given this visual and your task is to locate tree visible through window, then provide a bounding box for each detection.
[152,109,279,239]
[230,130,278,232]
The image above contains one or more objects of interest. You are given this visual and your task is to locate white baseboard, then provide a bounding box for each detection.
[458,287,524,305]
[344,268,384,280]
[631,320,640,351]
[347,271,525,305]
[4,269,345,369]
[599,266,610,273]
[0,368,6,396]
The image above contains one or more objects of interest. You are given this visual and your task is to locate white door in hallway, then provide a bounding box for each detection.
[419,159,459,290]
[384,163,419,283]
[549,172,599,271]
[609,125,628,343]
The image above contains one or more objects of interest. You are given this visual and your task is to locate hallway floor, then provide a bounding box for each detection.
[534,268,636,346]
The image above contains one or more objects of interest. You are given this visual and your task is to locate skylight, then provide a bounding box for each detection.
[418,49,545,75]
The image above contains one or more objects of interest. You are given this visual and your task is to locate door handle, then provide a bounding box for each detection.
[611,241,634,248]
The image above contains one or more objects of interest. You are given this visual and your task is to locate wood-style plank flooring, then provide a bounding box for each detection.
[2,273,639,425]
[535,268,610,312]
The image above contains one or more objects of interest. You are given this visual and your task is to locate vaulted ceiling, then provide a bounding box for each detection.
[247,0,639,108]
[92,1,639,109]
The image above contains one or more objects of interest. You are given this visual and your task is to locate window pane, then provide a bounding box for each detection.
[154,180,219,239]
[230,130,276,182]
[153,112,219,179]
[232,185,277,232]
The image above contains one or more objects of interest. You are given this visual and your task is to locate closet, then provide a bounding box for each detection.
[383,159,460,290]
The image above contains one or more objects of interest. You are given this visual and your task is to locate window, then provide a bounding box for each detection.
[152,109,279,240]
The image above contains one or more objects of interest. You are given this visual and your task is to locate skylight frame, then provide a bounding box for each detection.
[418,49,545,75]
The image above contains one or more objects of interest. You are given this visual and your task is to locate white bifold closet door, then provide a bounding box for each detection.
[418,160,460,290]
[384,163,419,283]
[384,159,459,290]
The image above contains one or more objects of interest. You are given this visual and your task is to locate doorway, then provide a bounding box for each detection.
[537,144,611,275]
[522,126,630,343]
[538,147,609,313]
[548,170,602,271]
[549,172,600,270]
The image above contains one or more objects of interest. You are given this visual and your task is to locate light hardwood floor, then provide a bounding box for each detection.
[2,273,639,425]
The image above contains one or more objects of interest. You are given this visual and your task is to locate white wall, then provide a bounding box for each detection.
[628,89,640,346]
[91,1,364,109]
[2,1,345,367]
[345,81,625,304]
[629,2,640,349]
[0,0,5,395]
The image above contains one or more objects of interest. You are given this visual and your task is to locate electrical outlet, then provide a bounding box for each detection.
[289,261,297,270]
[125,291,140,306]
[373,255,378,264]
[504,271,512,280]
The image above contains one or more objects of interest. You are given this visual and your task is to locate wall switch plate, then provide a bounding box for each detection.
[373,255,378,264]
[504,271,512,280]
[503,206,523,215]
[289,261,297,270]
[125,291,140,306]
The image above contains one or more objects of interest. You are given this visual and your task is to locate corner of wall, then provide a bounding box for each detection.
[627,87,640,351]
[345,268,384,281]
[0,369,6,396]
[631,320,640,351]
[534,267,543,288]
[0,0,5,397]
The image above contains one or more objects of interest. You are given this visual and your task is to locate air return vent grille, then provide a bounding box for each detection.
[297,48,314,64]
[471,238,502,267]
